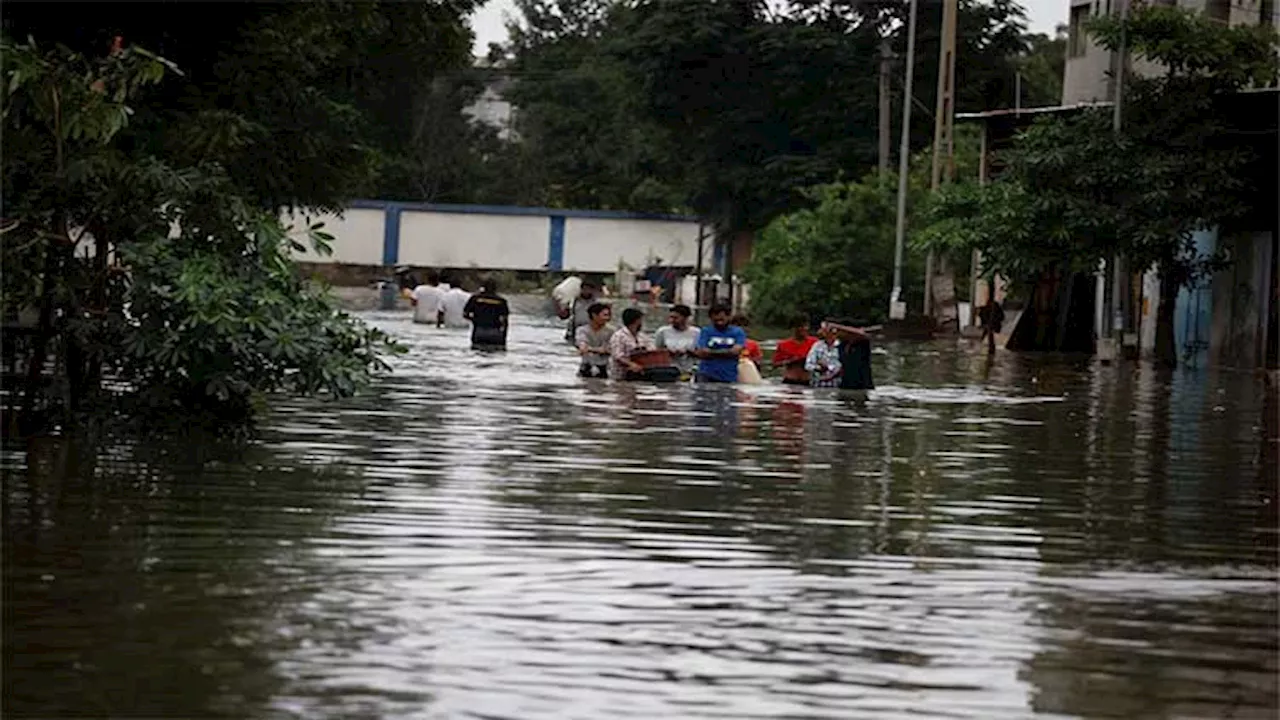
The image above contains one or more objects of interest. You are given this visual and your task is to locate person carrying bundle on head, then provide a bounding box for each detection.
[557,278,601,344]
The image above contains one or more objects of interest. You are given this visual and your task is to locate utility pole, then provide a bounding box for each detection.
[878,38,892,176]
[890,0,921,321]
[924,0,959,319]
[1112,0,1130,345]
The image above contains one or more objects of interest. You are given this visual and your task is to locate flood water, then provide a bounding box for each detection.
[4,310,1277,719]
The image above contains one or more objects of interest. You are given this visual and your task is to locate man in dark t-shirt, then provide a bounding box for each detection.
[832,319,874,391]
[464,277,510,349]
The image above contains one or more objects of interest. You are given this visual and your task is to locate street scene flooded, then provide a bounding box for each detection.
[5,312,1276,719]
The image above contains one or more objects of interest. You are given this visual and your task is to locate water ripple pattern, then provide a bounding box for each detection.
[4,311,1277,719]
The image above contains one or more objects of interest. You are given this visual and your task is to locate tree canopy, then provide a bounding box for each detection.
[494,0,1048,231]
[2,1,487,210]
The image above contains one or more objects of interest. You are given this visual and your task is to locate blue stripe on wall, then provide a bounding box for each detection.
[548,216,566,271]
[382,206,402,266]
[713,239,725,276]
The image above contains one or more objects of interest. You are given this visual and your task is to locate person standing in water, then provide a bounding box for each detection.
[804,323,842,388]
[575,303,614,379]
[411,269,445,327]
[694,304,746,384]
[653,304,700,380]
[772,316,818,386]
[464,277,510,349]
[440,274,472,329]
[559,279,601,344]
[609,307,652,380]
[830,319,875,390]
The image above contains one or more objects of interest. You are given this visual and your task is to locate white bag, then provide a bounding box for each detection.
[738,357,763,385]
[551,276,582,308]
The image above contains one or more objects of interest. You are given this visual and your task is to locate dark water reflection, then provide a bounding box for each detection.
[4,311,1277,719]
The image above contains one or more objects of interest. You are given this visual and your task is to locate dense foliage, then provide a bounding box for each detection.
[743,178,915,327]
[744,128,980,326]
[2,1,488,209]
[917,7,1279,365]
[495,0,1058,230]
[2,38,402,430]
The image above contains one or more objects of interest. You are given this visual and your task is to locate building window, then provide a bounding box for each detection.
[1069,5,1090,58]
[1206,0,1230,22]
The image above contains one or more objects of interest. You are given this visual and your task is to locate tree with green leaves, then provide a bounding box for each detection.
[2,38,400,430]
[483,0,687,211]
[604,0,1036,235]
[919,6,1279,365]
[744,128,980,326]
[2,1,486,210]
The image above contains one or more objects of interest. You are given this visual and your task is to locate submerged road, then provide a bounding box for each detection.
[4,310,1277,718]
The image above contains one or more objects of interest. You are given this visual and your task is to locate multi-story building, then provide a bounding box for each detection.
[1064,0,1276,105]
[1056,0,1277,369]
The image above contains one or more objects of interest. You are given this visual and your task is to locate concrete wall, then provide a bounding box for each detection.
[400,212,547,270]
[283,207,386,266]
[562,217,708,273]
[1062,0,1274,106]
[283,201,705,277]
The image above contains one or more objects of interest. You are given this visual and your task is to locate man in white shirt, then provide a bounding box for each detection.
[440,274,472,329]
[653,304,701,379]
[411,270,445,327]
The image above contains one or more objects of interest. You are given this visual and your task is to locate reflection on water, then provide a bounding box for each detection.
[4,312,1277,719]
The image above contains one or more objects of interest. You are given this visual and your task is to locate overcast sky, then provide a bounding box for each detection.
[469,0,1066,56]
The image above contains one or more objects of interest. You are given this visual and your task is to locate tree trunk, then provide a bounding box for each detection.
[1153,268,1180,368]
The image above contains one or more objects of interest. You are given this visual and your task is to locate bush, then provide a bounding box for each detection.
[743,175,925,327]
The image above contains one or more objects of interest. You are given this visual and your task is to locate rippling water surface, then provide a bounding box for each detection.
[4,311,1277,719]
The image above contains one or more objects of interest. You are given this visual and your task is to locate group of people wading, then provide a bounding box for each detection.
[403,268,510,350]
[401,268,874,389]
[558,279,874,389]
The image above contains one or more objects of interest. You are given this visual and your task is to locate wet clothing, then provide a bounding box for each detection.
[576,323,614,377]
[838,337,874,390]
[609,326,651,380]
[774,335,817,385]
[564,294,600,343]
[441,285,470,328]
[654,325,700,376]
[412,284,445,325]
[696,325,747,383]
[471,326,507,348]
[578,363,609,379]
[464,292,509,347]
[805,339,842,388]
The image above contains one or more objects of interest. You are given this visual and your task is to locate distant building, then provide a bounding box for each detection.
[463,58,517,142]
[1063,0,1276,105]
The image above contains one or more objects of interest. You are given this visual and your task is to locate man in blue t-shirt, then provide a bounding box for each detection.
[695,303,747,383]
